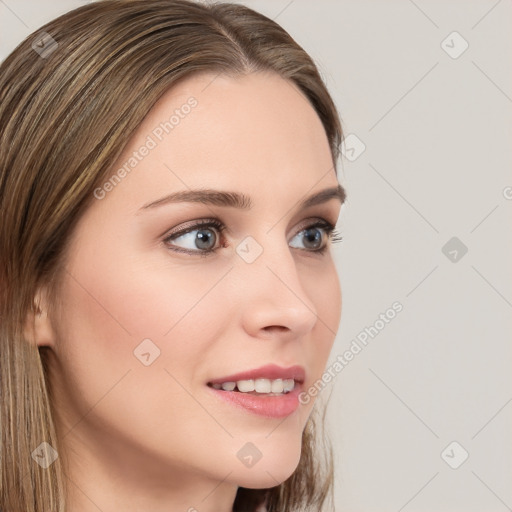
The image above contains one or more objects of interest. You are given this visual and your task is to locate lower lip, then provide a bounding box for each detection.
[207,385,302,418]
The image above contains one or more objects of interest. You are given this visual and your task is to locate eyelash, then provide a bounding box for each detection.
[162,218,343,258]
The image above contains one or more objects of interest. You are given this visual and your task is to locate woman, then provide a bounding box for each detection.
[0,1,347,510]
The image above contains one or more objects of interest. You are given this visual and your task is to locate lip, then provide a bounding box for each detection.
[207,383,303,418]
[207,364,306,385]
[206,364,306,419]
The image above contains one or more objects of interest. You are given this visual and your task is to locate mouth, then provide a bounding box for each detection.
[206,364,305,418]
[207,378,297,396]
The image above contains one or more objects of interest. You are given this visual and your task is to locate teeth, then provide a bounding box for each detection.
[254,378,271,393]
[237,379,255,392]
[271,378,283,393]
[283,379,294,392]
[211,378,296,394]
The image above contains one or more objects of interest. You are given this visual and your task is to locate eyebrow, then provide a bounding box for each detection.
[138,184,346,212]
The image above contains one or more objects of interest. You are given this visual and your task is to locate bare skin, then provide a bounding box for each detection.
[27,71,344,512]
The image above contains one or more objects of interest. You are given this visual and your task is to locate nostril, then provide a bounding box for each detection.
[263,325,288,332]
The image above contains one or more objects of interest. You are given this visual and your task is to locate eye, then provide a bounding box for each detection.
[170,228,217,251]
[289,220,341,253]
[163,219,225,256]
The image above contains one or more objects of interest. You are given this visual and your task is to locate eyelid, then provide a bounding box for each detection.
[162,218,227,239]
[290,217,337,240]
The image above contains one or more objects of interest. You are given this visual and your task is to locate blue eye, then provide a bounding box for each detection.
[163,219,224,256]
[163,219,342,257]
[289,220,343,254]
[290,225,329,251]
[166,226,218,252]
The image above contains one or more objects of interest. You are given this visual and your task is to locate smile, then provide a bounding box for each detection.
[206,364,306,418]
[208,378,296,395]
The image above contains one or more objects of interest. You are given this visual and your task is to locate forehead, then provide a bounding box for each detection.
[99,71,337,211]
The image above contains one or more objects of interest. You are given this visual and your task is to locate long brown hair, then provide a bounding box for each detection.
[0,1,343,510]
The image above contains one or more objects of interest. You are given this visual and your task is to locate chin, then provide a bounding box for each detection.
[232,444,302,489]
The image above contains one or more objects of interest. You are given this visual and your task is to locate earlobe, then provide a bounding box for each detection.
[24,288,56,348]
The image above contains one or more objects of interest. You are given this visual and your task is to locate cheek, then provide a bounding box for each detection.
[302,261,341,378]
[315,260,342,331]
[54,243,231,408]
[52,253,231,452]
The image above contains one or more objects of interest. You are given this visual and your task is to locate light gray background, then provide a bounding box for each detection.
[1,1,511,511]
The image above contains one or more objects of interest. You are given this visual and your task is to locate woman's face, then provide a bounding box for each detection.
[41,71,344,504]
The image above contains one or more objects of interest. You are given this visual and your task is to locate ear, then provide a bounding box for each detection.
[24,287,56,348]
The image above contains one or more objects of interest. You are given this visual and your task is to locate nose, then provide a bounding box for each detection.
[236,235,319,341]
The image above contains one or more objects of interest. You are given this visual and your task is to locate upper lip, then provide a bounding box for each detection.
[208,364,305,385]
